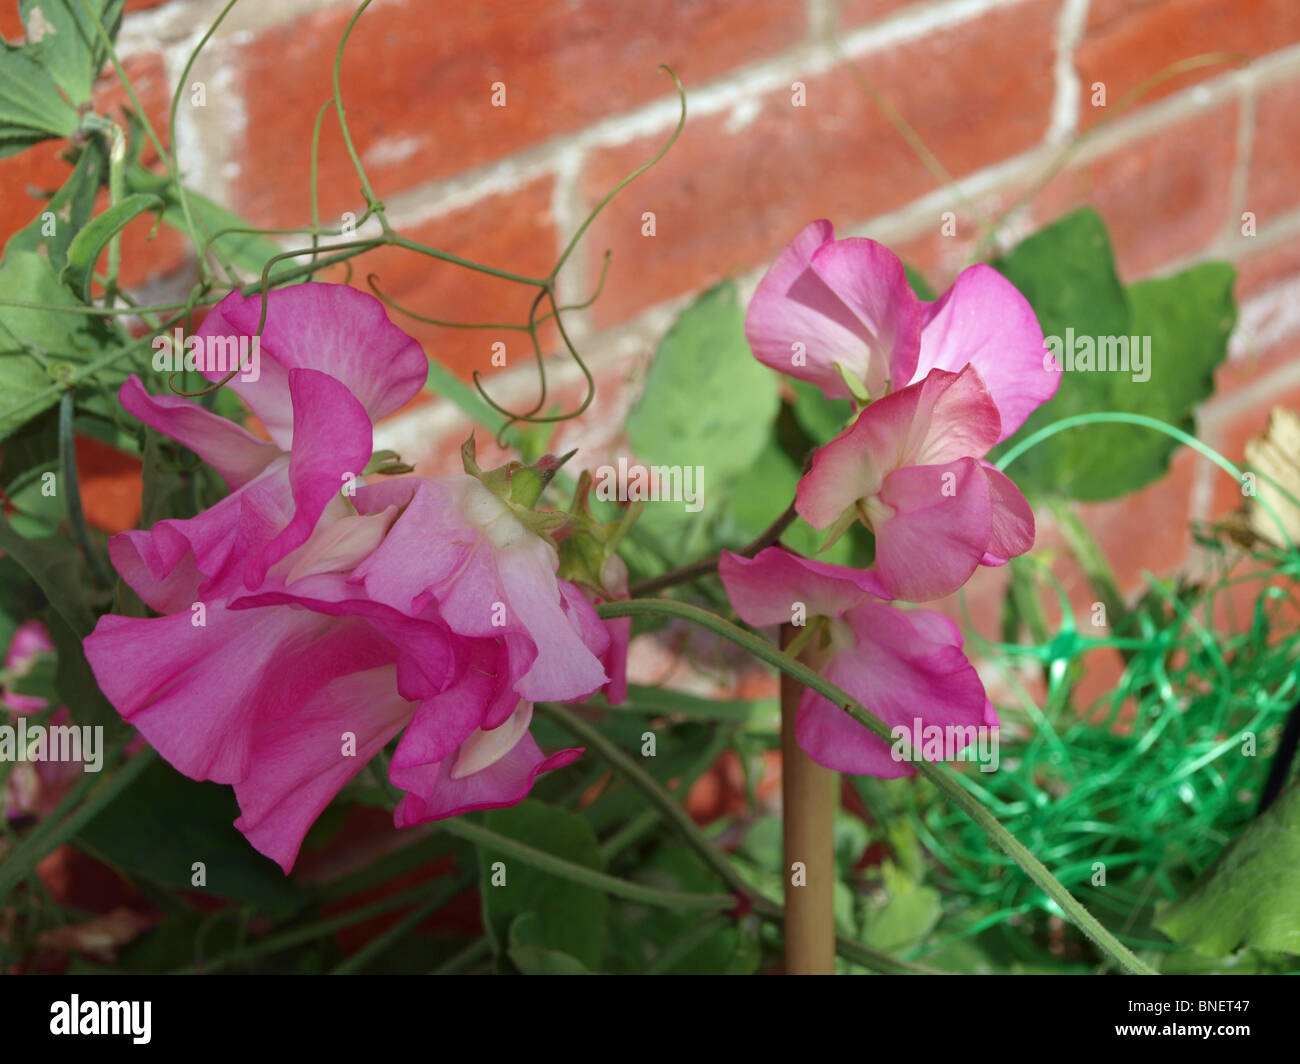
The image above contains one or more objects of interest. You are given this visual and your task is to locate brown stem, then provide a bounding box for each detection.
[628,500,798,597]
[780,623,836,975]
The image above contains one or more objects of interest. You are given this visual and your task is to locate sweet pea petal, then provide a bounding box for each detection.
[980,463,1035,565]
[807,236,923,396]
[353,476,608,703]
[795,367,1000,530]
[242,367,373,589]
[200,284,427,448]
[719,547,888,626]
[83,603,394,784]
[233,666,414,873]
[913,264,1057,441]
[391,729,582,825]
[795,599,988,776]
[873,457,993,601]
[119,375,281,490]
[746,222,920,400]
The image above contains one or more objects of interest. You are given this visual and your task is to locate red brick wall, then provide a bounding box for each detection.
[4,0,1300,640]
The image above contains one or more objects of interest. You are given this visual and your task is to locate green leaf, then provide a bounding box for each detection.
[992,209,1234,501]
[607,843,760,975]
[1155,783,1300,956]
[18,1,126,105]
[788,377,850,446]
[627,281,779,484]
[61,193,164,301]
[507,914,593,974]
[860,861,942,954]
[44,608,121,730]
[905,262,937,301]
[0,513,96,635]
[3,144,105,272]
[0,250,124,441]
[0,42,79,152]
[75,756,308,919]
[477,800,608,971]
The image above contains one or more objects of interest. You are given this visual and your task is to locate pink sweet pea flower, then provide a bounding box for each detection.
[719,548,992,777]
[796,365,1034,602]
[745,220,1057,439]
[111,283,428,612]
[82,283,600,872]
[85,494,589,873]
[349,474,610,703]
[3,621,82,819]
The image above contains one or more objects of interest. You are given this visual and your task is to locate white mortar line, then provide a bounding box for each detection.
[1048,0,1090,146]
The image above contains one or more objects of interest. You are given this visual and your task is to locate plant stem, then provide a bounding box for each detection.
[437,817,736,913]
[628,501,798,597]
[780,623,837,974]
[596,598,1157,975]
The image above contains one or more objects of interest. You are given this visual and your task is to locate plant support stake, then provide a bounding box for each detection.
[781,623,836,974]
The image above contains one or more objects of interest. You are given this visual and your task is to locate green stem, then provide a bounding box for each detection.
[595,598,1156,975]
[538,702,754,900]
[58,390,113,589]
[437,817,735,913]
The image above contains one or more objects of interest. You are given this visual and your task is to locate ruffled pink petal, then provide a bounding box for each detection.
[391,638,516,769]
[241,367,373,589]
[107,475,278,614]
[391,728,582,826]
[746,221,920,400]
[873,457,993,602]
[795,599,988,776]
[109,369,372,607]
[719,547,888,627]
[808,236,923,396]
[495,545,609,701]
[980,463,1035,565]
[795,366,1000,530]
[119,375,280,490]
[83,603,394,784]
[199,285,428,450]
[913,264,1058,441]
[233,666,414,873]
[226,568,458,704]
[353,476,608,703]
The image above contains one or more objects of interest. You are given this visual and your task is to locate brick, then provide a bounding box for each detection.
[1076,0,1300,128]
[231,0,807,226]
[0,140,71,247]
[314,176,558,383]
[580,0,1060,326]
[0,2,22,39]
[836,0,923,26]
[75,434,142,534]
[891,185,1028,292]
[1233,231,1300,301]
[1032,100,1237,279]
[1247,74,1300,221]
